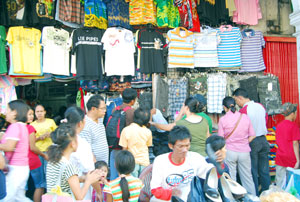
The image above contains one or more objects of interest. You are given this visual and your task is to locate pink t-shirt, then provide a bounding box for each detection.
[218,111,255,152]
[1,122,29,166]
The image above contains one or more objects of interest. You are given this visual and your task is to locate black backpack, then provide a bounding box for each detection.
[106,106,131,149]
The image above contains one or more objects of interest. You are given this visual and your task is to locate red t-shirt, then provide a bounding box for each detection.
[275,120,300,167]
[27,125,42,170]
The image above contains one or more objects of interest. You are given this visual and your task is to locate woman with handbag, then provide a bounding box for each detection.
[0,100,32,202]
[46,124,102,200]
[217,97,256,196]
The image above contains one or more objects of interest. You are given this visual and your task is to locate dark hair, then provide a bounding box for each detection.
[86,95,104,111]
[122,88,137,104]
[133,108,150,127]
[48,124,76,163]
[0,117,6,129]
[232,88,249,99]
[35,103,45,111]
[205,135,225,153]
[222,97,236,113]
[184,97,203,113]
[168,125,192,145]
[115,150,135,202]
[8,100,29,123]
[64,106,85,125]
[95,161,108,170]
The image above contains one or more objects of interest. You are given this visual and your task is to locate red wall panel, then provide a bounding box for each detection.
[263,37,300,127]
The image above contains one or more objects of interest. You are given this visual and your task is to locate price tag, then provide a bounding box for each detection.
[268,82,273,91]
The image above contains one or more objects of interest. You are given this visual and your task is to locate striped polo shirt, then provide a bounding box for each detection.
[79,116,109,163]
[194,30,220,67]
[166,27,194,68]
[103,175,143,202]
[216,25,242,69]
[239,30,266,72]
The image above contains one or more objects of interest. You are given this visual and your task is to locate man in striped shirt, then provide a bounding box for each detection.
[79,95,109,163]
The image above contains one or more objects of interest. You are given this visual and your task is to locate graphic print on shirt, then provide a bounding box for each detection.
[6,0,25,20]
[37,0,55,19]
[166,169,195,187]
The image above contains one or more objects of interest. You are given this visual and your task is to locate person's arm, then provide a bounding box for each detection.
[150,122,175,132]
[293,140,300,169]
[0,139,17,152]
[248,136,255,143]
[206,125,210,138]
[29,132,48,159]
[106,194,113,202]
[0,152,5,170]
[174,105,185,122]
[91,182,103,202]
[247,116,256,143]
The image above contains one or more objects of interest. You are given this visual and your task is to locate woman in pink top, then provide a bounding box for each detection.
[0,100,32,202]
[218,97,256,196]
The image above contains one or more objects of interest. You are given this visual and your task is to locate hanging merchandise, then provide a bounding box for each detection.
[0,76,17,114]
[32,0,56,25]
[216,25,242,70]
[166,27,194,68]
[154,74,169,118]
[239,76,259,102]
[108,76,132,92]
[59,0,85,24]
[126,0,157,25]
[225,0,236,17]
[131,69,152,89]
[41,26,71,76]
[240,29,266,72]
[197,0,229,27]
[168,77,188,122]
[55,0,83,28]
[137,27,167,74]
[194,28,220,67]
[155,0,180,28]
[226,74,240,96]
[188,73,208,98]
[174,0,200,32]
[257,75,282,115]
[7,26,42,75]
[0,26,7,74]
[233,0,262,25]
[207,73,227,113]
[103,0,131,30]
[71,27,104,80]
[1,0,28,26]
[101,27,135,76]
[84,0,108,29]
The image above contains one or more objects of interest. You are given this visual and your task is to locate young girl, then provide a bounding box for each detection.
[103,150,143,202]
[92,161,109,202]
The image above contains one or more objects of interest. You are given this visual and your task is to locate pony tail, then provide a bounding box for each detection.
[230,105,236,113]
[120,177,130,202]
[47,144,63,163]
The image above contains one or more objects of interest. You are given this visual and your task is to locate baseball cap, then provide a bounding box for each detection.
[281,102,298,116]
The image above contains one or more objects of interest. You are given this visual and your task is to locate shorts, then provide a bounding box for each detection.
[30,165,46,189]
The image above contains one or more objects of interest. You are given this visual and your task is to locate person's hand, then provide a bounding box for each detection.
[86,170,102,185]
[215,150,225,163]
[42,153,49,161]
[96,193,103,202]
[294,161,300,169]
[172,187,182,197]
[150,108,157,115]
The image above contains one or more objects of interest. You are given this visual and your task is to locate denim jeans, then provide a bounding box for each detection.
[249,135,271,195]
[109,150,119,181]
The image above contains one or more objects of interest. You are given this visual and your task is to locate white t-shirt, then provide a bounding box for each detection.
[150,152,213,202]
[101,27,135,76]
[42,26,71,76]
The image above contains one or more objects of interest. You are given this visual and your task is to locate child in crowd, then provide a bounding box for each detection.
[119,108,152,178]
[103,150,143,202]
[92,161,109,202]
[275,103,300,188]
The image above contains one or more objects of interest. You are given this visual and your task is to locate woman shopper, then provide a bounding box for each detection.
[46,124,102,199]
[0,100,32,202]
[27,108,48,202]
[0,151,6,200]
[217,96,256,195]
[151,97,210,156]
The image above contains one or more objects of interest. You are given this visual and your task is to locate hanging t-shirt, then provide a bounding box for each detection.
[194,29,220,67]
[175,0,200,32]
[137,28,167,74]
[240,29,266,72]
[216,25,242,69]
[59,0,85,24]
[0,26,7,74]
[126,0,156,25]
[155,0,180,28]
[31,0,56,26]
[84,0,108,29]
[233,0,262,25]
[166,27,194,68]
[207,73,227,113]
[42,26,70,76]
[103,0,131,30]
[71,27,104,80]
[1,0,28,26]
[101,27,135,76]
[7,26,42,75]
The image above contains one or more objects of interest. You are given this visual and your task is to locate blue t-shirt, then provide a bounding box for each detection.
[0,170,6,199]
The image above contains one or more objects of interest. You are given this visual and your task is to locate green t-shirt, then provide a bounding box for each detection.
[155,0,180,28]
[0,26,7,74]
[176,118,209,157]
[182,112,213,134]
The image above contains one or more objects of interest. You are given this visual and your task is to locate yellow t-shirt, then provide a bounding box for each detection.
[31,118,57,152]
[119,123,152,166]
[6,26,41,75]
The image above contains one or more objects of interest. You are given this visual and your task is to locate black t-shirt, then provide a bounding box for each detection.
[72,27,104,81]
[1,0,29,26]
[137,28,166,74]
